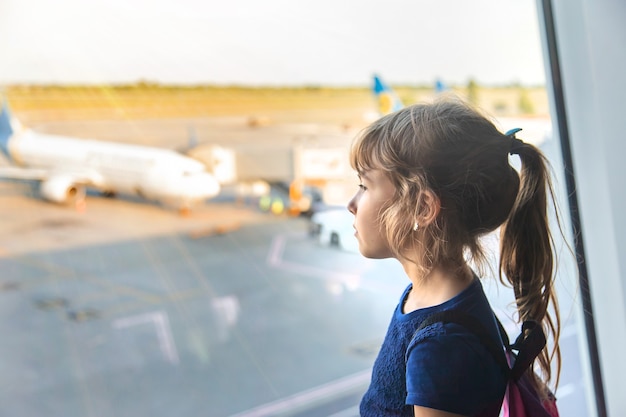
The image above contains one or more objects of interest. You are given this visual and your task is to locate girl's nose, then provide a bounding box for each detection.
[348,193,358,214]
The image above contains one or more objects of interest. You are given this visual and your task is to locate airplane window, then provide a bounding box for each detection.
[0,1,592,416]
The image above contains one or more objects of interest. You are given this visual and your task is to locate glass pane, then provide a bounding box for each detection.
[0,1,592,416]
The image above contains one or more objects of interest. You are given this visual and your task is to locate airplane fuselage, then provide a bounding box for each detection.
[4,129,220,208]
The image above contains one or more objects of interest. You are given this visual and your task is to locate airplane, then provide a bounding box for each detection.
[0,99,221,213]
[372,74,404,116]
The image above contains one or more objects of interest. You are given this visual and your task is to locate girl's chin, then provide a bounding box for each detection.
[358,246,393,260]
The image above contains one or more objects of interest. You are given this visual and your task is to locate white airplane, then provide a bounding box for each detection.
[0,100,221,212]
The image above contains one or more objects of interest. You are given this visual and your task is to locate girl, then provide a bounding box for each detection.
[348,98,561,417]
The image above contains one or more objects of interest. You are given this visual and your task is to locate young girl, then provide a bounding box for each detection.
[348,98,561,417]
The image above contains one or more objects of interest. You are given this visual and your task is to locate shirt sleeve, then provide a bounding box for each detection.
[405,322,505,416]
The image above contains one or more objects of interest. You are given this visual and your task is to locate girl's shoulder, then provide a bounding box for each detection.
[406,293,502,364]
[408,314,484,350]
[405,310,507,415]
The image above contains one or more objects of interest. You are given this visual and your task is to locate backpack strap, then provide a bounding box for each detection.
[416,309,510,377]
[416,309,547,381]
[508,320,547,380]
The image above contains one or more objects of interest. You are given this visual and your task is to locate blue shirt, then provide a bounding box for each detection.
[360,278,507,416]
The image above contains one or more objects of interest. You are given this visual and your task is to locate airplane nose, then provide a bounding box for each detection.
[205,175,221,197]
[177,173,221,201]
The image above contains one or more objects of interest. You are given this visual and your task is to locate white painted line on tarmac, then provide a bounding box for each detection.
[113,310,179,364]
[555,383,576,399]
[267,234,362,283]
[228,369,371,417]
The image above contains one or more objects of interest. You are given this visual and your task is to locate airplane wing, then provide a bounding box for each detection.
[0,165,101,204]
[0,165,50,181]
[0,165,98,184]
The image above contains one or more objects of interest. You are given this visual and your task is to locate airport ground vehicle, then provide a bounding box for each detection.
[309,208,358,253]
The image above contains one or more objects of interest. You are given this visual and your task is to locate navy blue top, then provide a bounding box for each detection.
[360,278,507,416]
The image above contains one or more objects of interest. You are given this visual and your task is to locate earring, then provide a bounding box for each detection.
[413,221,419,231]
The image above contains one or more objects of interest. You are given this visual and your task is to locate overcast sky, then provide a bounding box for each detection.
[0,0,547,86]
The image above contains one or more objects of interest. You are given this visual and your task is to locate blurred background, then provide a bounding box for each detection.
[0,1,594,416]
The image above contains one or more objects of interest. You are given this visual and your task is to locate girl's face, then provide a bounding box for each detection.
[347,168,396,259]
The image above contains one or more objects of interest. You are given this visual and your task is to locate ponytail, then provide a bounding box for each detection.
[499,141,561,388]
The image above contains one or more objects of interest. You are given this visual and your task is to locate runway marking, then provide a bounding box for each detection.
[555,383,576,398]
[266,233,411,298]
[112,310,179,364]
[228,369,371,417]
[267,234,361,284]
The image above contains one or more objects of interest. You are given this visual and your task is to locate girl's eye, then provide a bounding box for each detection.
[358,183,367,191]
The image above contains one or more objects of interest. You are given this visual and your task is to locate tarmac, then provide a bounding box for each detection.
[0,176,409,417]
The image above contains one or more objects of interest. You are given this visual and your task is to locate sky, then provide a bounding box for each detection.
[0,0,547,87]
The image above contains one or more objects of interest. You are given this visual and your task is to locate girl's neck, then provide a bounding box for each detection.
[401,263,474,314]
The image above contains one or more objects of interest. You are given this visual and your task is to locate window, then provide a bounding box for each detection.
[0,1,593,416]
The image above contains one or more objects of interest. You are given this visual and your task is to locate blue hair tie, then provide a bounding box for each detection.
[505,128,524,155]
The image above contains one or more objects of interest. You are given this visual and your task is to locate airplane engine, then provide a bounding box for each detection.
[40,176,86,204]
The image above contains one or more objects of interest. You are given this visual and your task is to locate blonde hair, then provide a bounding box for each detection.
[350,98,561,387]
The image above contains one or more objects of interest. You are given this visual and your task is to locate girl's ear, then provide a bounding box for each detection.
[418,190,440,226]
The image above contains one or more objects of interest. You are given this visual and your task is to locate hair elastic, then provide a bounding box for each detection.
[505,128,524,155]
